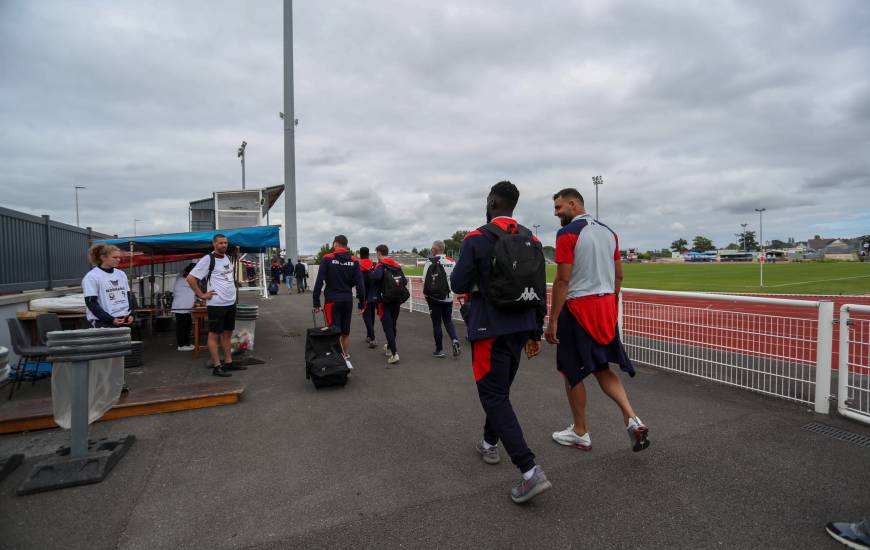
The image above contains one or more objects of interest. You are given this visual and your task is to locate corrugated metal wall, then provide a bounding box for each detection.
[0,206,112,293]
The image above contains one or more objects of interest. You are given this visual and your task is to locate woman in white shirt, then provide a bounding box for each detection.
[83,244,135,329]
[171,263,197,351]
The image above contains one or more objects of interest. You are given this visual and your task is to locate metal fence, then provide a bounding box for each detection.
[403,277,835,413]
[0,206,112,293]
[838,304,870,425]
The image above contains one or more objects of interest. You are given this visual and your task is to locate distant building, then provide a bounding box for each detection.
[189,185,285,231]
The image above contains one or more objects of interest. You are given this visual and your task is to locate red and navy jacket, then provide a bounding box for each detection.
[359,258,377,304]
[369,257,407,303]
[312,248,365,308]
[450,217,546,342]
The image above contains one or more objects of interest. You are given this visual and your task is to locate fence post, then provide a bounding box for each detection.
[617,292,624,332]
[42,214,53,290]
[837,305,850,416]
[814,300,834,414]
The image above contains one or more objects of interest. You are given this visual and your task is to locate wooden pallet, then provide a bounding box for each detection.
[0,381,244,434]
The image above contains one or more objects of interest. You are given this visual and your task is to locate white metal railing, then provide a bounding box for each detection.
[403,276,836,414]
[838,304,870,424]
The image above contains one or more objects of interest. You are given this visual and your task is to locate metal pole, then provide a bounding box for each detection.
[241,154,245,190]
[283,0,299,263]
[814,301,834,414]
[592,175,603,219]
[69,360,90,457]
[755,208,765,287]
[740,223,748,252]
[837,304,850,417]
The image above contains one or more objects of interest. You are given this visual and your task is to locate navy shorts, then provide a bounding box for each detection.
[207,304,237,333]
[325,301,353,336]
[556,308,635,387]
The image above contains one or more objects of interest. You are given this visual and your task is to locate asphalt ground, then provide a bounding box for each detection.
[1,289,869,549]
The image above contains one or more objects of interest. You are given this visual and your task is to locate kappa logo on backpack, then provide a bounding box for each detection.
[483,222,546,311]
[423,258,450,300]
[381,269,410,304]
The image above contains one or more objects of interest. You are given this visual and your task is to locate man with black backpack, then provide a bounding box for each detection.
[423,240,460,358]
[450,181,550,504]
[186,234,246,377]
[370,244,409,365]
[358,247,379,349]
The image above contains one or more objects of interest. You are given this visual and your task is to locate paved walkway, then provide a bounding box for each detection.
[1,291,868,549]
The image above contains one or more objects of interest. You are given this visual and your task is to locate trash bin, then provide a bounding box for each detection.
[233,304,259,352]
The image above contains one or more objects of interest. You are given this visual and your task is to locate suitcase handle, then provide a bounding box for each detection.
[312,309,326,328]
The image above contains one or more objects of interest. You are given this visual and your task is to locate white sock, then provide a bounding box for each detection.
[522,466,538,481]
[627,416,643,428]
[482,440,496,450]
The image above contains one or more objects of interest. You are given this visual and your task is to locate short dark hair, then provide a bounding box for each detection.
[489,180,520,211]
[359,246,370,259]
[213,233,227,243]
[553,188,584,203]
[375,244,389,256]
[333,235,348,247]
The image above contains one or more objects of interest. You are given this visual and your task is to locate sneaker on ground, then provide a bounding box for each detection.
[627,417,650,452]
[452,340,461,357]
[826,519,870,549]
[384,343,391,357]
[387,353,400,365]
[552,424,592,450]
[432,349,446,358]
[343,354,354,370]
[475,439,500,465]
[223,362,248,371]
[177,345,195,352]
[212,366,232,377]
[510,466,552,504]
[368,340,378,349]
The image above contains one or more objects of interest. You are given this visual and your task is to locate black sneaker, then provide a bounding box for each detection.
[452,339,461,357]
[212,366,232,377]
[223,362,247,371]
[826,519,870,549]
[121,385,130,394]
[432,349,446,358]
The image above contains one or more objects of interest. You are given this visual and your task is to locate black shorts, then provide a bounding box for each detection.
[325,301,353,336]
[207,304,237,333]
[556,308,634,387]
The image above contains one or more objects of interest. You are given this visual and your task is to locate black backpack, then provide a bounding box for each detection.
[381,267,410,304]
[423,257,450,300]
[484,223,546,311]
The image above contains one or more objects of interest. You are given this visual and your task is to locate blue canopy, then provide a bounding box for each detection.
[97,226,280,254]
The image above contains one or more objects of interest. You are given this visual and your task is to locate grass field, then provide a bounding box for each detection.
[405,261,870,295]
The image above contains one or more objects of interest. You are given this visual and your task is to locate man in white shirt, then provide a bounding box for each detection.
[422,240,461,358]
[187,234,246,377]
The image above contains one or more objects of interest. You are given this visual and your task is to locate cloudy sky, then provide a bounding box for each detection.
[2,0,868,254]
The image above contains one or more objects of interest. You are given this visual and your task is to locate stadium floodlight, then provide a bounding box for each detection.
[533,224,541,236]
[74,186,86,227]
[755,208,766,287]
[592,175,604,219]
[740,223,748,252]
[238,141,247,189]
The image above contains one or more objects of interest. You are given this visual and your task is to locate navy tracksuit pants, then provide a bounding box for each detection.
[472,331,536,473]
[362,302,377,341]
[426,298,458,351]
[379,302,401,355]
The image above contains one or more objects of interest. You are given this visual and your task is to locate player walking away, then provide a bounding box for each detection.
[171,263,197,351]
[423,240,461,358]
[294,258,307,293]
[545,188,649,453]
[370,245,409,366]
[450,181,551,504]
[312,235,365,364]
[358,247,378,348]
[83,243,136,393]
[282,258,294,293]
[187,234,247,377]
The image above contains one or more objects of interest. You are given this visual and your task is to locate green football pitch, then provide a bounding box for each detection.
[405,262,870,295]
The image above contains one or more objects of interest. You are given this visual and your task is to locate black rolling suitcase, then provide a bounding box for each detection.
[305,311,349,388]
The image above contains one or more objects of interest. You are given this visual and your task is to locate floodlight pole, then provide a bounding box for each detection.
[755,208,766,287]
[740,223,748,252]
[238,141,247,190]
[532,224,541,237]
[283,0,299,262]
[592,175,604,219]
[74,186,86,227]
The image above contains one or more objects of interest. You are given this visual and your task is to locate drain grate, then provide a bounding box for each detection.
[802,422,870,448]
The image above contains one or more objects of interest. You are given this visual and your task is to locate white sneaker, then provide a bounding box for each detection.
[384,344,391,357]
[387,353,400,365]
[177,345,195,352]
[552,424,592,451]
[343,353,353,370]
